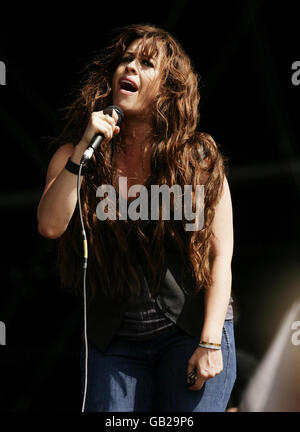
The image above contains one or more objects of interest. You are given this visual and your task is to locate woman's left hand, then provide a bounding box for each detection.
[186,347,223,391]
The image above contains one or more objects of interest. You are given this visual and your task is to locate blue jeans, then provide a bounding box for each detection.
[81,320,236,412]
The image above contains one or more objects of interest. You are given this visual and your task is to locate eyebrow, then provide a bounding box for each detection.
[123,50,157,62]
[123,50,135,56]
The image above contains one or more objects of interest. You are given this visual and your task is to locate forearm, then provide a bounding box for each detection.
[200,255,232,344]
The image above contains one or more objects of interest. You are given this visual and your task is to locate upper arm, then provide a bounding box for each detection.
[209,176,234,260]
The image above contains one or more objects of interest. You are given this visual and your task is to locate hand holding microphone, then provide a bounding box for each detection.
[79,105,124,164]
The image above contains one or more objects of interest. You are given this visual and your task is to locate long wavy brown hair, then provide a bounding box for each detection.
[56,23,227,303]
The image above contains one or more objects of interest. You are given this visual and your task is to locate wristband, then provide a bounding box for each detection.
[198,340,221,350]
[65,157,87,176]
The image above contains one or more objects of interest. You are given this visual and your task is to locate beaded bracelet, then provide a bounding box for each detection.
[198,340,221,350]
[65,157,87,176]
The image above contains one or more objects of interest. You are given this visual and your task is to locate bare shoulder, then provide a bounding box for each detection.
[221,175,232,203]
[214,175,232,217]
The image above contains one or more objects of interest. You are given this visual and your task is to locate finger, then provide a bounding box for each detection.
[186,367,198,387]
[187,360,197,377]
[186,364,196,384]
[102,112,116,126]
[105,112,120,135]
[187,365,195,377]
[113,125,120,135]
[96,121,113,140]
[189,377,206,391]
[102,113,119,136]
[102,111,117,131]
[111,108,119,123]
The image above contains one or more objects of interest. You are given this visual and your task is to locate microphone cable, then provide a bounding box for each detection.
[75,105,123,412]
[76,161,89,413]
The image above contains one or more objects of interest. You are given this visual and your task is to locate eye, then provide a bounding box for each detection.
[121,55,134,63]
[142,58,154,67]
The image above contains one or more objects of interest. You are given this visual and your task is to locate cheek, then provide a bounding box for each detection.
[112,67,122,89]
[147,79,161,100]
[112,73,118,91]
[143,73,161,97]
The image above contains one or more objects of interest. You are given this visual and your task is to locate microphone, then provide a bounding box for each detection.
[80,105,124,164]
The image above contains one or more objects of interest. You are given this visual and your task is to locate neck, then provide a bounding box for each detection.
[119,118,153,166]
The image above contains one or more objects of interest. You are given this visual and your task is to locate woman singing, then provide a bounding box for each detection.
[37,23,236,412]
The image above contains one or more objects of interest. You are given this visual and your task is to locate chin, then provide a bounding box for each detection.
[113,100,135,117]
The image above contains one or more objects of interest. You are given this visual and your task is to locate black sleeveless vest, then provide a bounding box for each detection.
[86,187,233,352]
[86,252,207,352]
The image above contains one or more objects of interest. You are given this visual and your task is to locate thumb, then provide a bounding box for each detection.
[112,108,119,123]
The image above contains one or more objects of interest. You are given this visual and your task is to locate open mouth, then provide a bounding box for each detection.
[119,79,138,94]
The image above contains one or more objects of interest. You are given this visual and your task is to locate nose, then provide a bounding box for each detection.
[125,59,138,74]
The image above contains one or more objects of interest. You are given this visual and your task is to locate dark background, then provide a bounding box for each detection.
[0,1,299,412]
